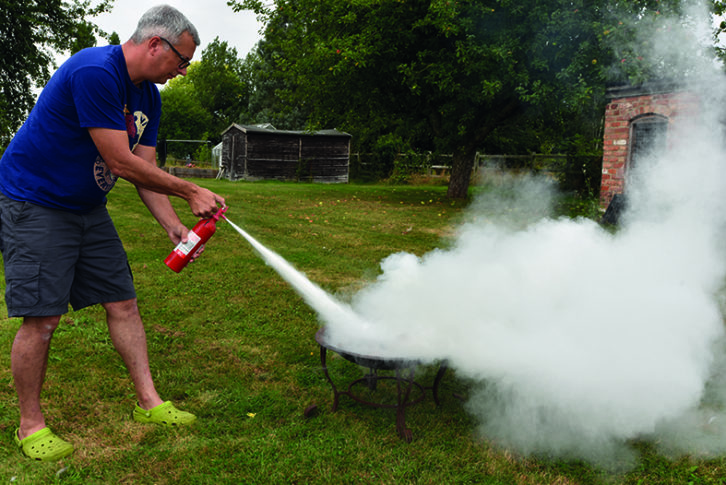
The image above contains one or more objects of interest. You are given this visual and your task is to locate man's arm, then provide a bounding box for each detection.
[132,144,191,245]
[88,127,224,219]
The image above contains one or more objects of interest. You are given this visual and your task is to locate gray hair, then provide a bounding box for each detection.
[130,4,200,46]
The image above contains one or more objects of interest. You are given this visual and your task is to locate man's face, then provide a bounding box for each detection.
[153,32,196,84]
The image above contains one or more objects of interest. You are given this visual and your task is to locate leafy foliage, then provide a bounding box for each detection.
[241,41,309,129]
[228,0,723,198]
[603,0,721,84]
[159,72,213,159]
[188,38,250,137]
[0,0,113,143]
[159,38,250,160]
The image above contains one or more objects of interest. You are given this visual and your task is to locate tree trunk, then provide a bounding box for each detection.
[447,146,476,199]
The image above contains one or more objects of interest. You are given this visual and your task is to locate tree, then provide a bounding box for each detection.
[158,38,250,157]
[159,66,213,159]
[108,31,121,45]
[242,41,309,129]
[0,0,113,144]
[186,37,250,138]
[229,0,721,198]
[716,1,726,63]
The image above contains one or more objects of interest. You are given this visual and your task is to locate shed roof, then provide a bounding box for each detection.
[221,123,351,138]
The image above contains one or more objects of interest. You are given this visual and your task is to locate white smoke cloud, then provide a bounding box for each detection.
[229,0,726,470]
[325,165,725,468]
[321,0,726,470]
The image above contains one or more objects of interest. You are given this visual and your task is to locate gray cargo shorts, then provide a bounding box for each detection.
[0,193,136,317]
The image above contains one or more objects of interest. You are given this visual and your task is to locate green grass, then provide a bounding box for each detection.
[0,179,724,484]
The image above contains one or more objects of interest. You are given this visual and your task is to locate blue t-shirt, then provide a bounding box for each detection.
[0,45,161,213]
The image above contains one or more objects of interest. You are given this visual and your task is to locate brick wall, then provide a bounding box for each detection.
[600,88,700,208]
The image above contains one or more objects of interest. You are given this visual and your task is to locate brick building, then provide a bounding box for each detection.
[600,82,700,208]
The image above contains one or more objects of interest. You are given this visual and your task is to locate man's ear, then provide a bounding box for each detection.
[148,36,164,55]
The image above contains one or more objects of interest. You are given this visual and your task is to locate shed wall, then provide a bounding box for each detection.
[221,126,350,182]
[299,136,350,182]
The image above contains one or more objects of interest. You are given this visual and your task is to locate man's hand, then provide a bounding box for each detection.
[168,222,205,262]
[167,222,190,246]
[187,185,226,219]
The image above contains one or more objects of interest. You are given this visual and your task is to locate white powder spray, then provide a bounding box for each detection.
[227,0,726,469]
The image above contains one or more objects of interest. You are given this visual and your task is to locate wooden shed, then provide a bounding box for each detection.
[219,124,351,183]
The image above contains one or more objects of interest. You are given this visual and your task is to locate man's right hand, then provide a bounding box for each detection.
[186,185,226,219]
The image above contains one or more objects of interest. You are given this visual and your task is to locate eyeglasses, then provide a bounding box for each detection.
[159,37,192,70]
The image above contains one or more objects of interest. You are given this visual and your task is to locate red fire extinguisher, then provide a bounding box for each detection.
[164,206,228,273]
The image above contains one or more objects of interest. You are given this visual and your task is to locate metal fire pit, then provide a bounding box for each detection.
[314,327,447,442]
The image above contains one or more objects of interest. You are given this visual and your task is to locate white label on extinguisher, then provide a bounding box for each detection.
[174,230,202,256]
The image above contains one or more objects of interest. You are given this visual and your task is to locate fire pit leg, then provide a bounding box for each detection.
[364,370,378,391]
[395,368,415,443]
[319,345,340,412]
[431,362,448,406]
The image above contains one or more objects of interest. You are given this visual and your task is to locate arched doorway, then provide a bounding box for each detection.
[628,114,669,173]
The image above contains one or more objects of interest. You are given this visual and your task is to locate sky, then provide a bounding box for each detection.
[91,0,262,60]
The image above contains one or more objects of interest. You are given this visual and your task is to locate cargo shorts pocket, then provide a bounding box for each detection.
[6,263,40,308]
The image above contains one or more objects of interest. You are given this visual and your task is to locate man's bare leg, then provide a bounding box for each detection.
[12,315,61,440]
[103,299,164,410]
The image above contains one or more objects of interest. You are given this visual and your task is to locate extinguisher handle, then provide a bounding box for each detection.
[213,205,228,221]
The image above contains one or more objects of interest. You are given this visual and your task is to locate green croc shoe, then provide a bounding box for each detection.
[133,401,197,427]
[15,427,74,462]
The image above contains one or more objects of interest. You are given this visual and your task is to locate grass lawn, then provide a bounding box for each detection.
[0,178,724,484]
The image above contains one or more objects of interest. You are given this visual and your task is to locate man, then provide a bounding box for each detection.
[0,5,225,461]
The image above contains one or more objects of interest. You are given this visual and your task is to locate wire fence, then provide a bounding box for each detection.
[350,152,602,195]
